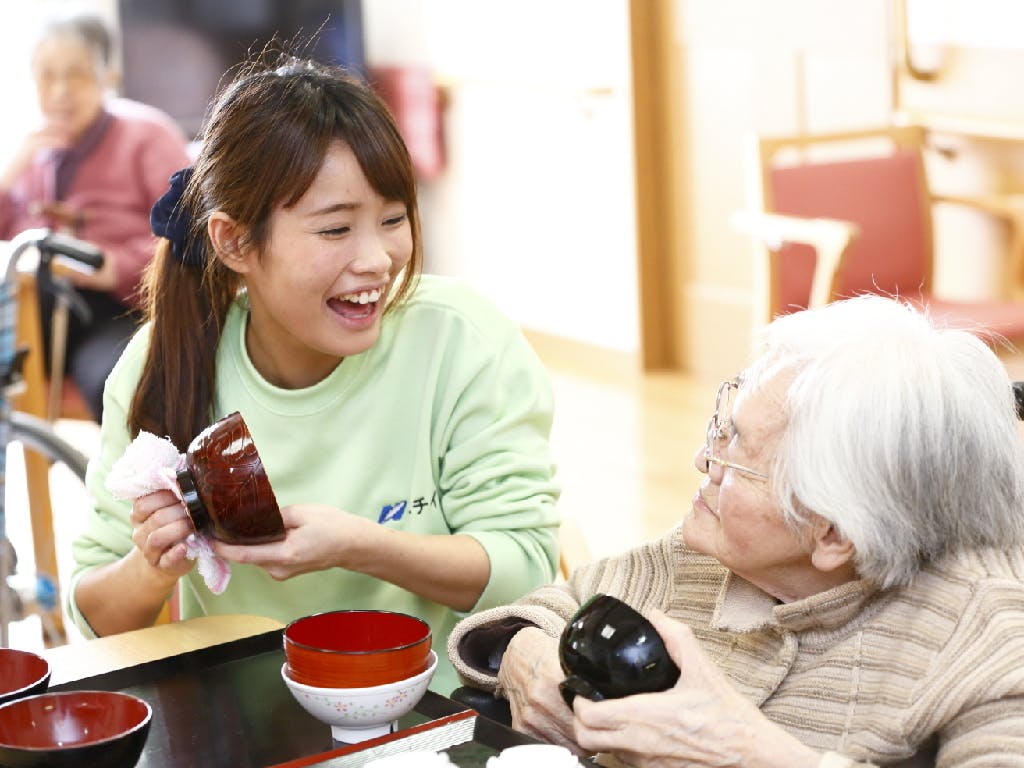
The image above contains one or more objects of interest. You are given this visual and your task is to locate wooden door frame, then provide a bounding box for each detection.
[630,0,686,371]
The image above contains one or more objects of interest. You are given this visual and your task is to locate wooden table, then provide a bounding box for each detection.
[41,613,284,686]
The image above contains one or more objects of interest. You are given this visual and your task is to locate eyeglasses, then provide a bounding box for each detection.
[704,379,769,482]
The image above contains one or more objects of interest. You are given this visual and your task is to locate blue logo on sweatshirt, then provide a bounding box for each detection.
[378,500,408,523]
[377,492,439,524]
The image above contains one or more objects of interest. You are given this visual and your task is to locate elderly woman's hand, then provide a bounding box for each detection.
[498,626,589,756]
[571,610,820,768]
[0,126,69,190]
[62,244,118,292]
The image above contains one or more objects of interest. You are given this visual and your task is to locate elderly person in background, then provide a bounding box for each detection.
[0,11,190,421]
[448,295,1024,767]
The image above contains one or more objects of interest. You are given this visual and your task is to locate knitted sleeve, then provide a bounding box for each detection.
[447,531,680,691]
[925,577,1024,765]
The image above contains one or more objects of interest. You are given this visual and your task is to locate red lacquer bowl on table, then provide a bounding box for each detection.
[0,648,50,706]
[175,411,286,545]
[283,610,433,688]
[0,690,152,768]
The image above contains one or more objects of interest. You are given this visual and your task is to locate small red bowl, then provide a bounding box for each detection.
[0,648,50,706]
[284,610,432,688]
[0,690,152,768]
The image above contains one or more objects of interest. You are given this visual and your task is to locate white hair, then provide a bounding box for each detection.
[34,11,114,75]
[745,295,1024,587]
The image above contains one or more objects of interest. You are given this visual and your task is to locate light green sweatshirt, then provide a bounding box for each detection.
[69,275,561,694]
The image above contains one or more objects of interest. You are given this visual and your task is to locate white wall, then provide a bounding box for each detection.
[363,0,640,355]
[1,9,45,164]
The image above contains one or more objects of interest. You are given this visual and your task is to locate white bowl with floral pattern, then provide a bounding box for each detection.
[281,651,437,743]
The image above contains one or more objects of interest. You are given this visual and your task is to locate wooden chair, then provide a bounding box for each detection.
[733,124,1024,344]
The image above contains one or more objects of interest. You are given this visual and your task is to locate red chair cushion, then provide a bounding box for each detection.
[769,149,929,314]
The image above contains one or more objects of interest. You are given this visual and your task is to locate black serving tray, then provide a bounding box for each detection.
[50,629,579,768]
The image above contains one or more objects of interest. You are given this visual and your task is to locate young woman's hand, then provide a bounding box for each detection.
[211,503,377,580]
[211,504,491,610]
[129,489,196,579]
[74,490,193,635]
[570,610,820,768]
[498,627,589,756]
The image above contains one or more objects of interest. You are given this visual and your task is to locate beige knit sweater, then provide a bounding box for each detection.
[447,526,1024,767]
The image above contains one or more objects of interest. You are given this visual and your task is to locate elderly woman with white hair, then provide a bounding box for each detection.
[447,295,1024,767]
[0,11,190,421]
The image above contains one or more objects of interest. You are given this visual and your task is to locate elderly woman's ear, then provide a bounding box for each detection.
[808,518,856,573]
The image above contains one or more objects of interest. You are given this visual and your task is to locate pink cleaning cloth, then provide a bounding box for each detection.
[105,431,231,594]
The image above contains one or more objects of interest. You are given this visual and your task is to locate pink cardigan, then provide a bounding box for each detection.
[0,98,191,308]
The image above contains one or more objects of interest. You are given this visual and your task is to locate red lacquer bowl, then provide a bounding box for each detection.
[0,690,152,768]
[284,610,432,688]
[0,649,50,706]
[176,411,285,544]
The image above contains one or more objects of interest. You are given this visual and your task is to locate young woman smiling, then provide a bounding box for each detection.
[69,57,561,695]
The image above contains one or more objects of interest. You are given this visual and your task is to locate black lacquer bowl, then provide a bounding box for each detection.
[558,593,680,708]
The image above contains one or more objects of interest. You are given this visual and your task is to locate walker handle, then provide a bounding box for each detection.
[37,231,104,270]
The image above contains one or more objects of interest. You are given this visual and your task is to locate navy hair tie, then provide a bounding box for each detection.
[150,167,204,267]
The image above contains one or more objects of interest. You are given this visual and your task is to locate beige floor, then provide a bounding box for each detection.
[548,366,709,564]
[6,348,1024,652]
